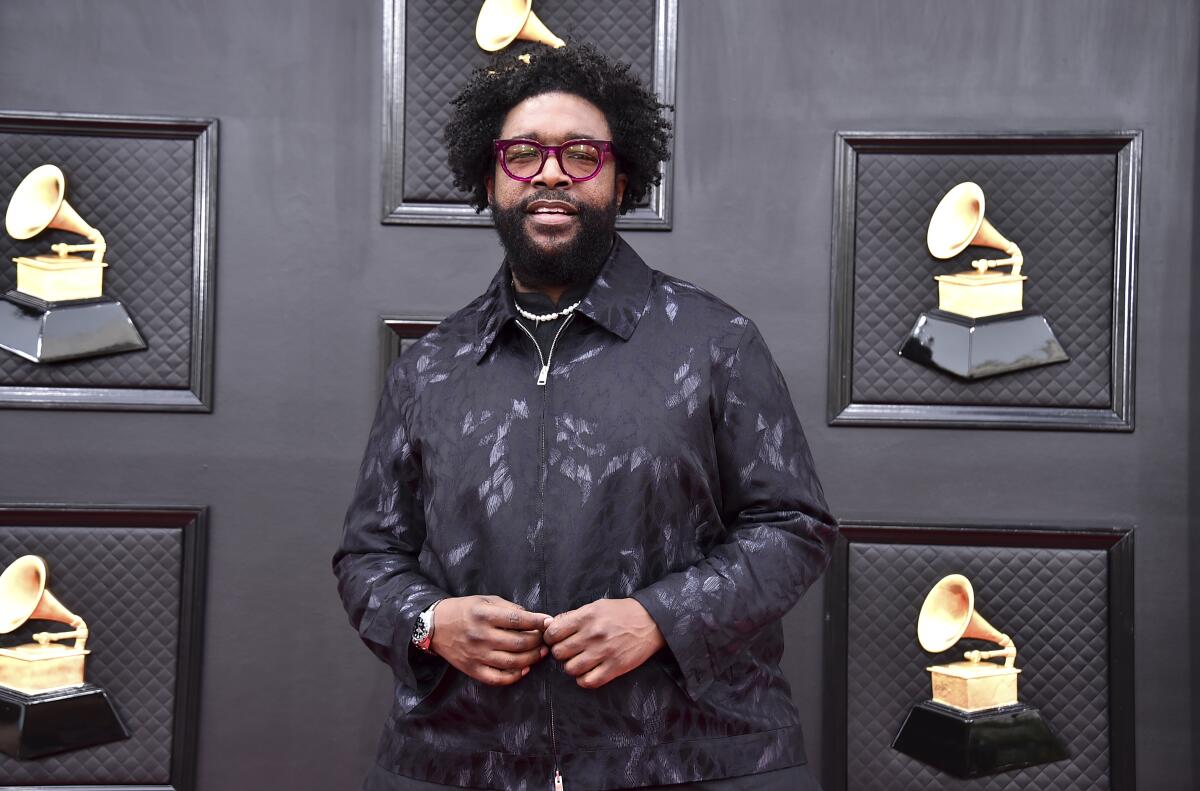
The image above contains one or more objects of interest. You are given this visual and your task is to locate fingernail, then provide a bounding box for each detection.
[521,667,530,676]
[540,646,548,657]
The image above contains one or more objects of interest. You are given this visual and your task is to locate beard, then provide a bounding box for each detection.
[491,190,618,291]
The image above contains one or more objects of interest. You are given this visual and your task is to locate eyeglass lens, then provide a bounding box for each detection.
[503,142,602,179]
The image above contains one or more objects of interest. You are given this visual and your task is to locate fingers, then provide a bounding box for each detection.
[472,642,549,687]
[562,650,603,679]
[541,600,656,688]
[548,632,586,662]
[451,623,539,657]
[481,645,548,673]
[544,607,599,673]
[542,609,583,645]
[576,662,613,689]
[475,664,530,687]
[487,597,526,612]
[435,596,554,687]
[462,624,545,652]
[481,602,551,632]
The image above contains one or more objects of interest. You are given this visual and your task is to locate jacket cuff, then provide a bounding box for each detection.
[391,588,450,694]
[631,587,715,701]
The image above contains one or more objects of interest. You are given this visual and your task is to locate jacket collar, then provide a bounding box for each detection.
[474,234,653,363]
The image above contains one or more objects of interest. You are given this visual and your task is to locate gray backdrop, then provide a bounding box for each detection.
[0,1,1195,789]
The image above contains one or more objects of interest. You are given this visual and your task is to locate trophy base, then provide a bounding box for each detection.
[897,309,1068,379]
[892,700,1069,778]
[0,683,129,759]
[0,289,146,363]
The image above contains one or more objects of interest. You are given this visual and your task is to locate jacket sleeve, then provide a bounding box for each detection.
[333,359,450,700]
[631,321,838,700]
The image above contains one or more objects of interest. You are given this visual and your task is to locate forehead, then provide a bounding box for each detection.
[499,91,611,141]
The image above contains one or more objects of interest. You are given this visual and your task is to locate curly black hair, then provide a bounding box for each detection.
[444,42,672,215]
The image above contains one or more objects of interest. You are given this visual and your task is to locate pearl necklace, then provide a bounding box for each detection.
[515,298,582,324]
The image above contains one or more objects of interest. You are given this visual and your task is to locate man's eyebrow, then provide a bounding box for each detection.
[507,131,605,142]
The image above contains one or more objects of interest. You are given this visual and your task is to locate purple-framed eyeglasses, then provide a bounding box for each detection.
[493,138,615,182]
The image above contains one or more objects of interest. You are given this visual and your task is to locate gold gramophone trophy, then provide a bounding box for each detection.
[0,555,127,759]
[897,182,1069,379]
[475,0,565,52]
[0,163,146,363]
[892,574,1067,778]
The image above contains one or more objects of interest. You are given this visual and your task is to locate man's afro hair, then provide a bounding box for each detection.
[444,42,672,215]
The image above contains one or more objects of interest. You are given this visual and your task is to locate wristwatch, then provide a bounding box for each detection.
[412,600,441,653]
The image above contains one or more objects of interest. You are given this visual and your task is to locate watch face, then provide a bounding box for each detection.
[413,602,439,651]
[415,609,434,652]
[413,616,429,646]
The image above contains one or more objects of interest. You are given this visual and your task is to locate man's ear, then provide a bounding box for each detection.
[615,172,628,208]
[485,173,495,205]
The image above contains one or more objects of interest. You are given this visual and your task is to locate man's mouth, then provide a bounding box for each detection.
[525,199,579,225]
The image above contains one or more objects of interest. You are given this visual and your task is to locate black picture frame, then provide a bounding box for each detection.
[822,520,1134,791]
[381,316,442,364]
[381,0,678,229]
[0,504,208,791]
[0,111,217,412]
[379,316,441,395]
[827,131,1141,430]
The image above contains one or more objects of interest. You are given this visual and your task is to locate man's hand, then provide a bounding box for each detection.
[542,598,666,688]
[429,596,550,686]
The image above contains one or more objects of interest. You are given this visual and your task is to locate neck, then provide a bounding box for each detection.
[511,274,568,306]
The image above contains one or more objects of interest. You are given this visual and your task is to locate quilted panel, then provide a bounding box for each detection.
[402,0,657,203]
[0,132,195,388]
[0,526,182,784]
[850,152,1115,407]
[844,543,1109,790]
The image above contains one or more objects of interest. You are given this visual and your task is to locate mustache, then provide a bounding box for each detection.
[517,190,581,212]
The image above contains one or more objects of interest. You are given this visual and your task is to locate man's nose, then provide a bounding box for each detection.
[533,153,571,190]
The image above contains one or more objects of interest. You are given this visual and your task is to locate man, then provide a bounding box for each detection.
[335,43,836,791]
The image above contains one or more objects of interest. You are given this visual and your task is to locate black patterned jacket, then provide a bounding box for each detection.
[334,236,838,791]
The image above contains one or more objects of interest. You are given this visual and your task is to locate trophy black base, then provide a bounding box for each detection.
[0,683,129,759]
[897,309,1068,379]
[892,700,1069,779]
[0,290,147,363]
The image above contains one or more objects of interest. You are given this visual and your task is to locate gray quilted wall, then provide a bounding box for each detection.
[851,152,1115,407]
[0,527,182,785]
[401,0,656,203]
[0,1,1194,790]
[845,543,1109,791]
[0,132,195,388]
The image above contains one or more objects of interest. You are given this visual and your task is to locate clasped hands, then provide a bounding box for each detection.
[428,595,665,688]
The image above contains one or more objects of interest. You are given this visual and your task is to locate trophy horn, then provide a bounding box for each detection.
[0,555,88,651]
[916,573,1014,667]
[4,164,106,263]
[926,182,1022,276]
[475,0,565,52]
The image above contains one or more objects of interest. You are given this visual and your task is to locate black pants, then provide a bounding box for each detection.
[363,762,823,791]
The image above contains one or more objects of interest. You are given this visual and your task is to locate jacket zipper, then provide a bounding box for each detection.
[515,315,574,387]
[514,314,574,790]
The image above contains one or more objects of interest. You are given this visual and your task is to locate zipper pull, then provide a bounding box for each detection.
[537,363,550,386]
[553,769,564,791]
